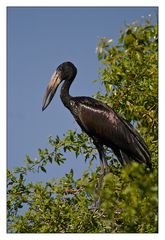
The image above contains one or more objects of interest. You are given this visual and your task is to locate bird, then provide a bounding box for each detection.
[42,62,152,175]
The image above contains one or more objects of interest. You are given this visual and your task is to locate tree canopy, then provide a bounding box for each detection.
[7,17,158,233]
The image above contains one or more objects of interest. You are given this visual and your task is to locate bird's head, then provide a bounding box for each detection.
[42,62,77,111]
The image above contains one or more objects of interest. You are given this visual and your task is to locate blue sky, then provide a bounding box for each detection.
[7,7,157,182]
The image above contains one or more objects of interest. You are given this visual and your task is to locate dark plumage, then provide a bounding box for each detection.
[42,62,152,174]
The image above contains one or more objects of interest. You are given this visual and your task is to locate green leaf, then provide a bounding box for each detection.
[40,166,46,173]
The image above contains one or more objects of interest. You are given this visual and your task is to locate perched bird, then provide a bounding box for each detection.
[42,62,151,175]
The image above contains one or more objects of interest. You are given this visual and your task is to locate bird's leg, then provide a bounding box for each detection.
[95,142,109,175]
[93,140,110,188]
[102,150,110,174]
[93,141,110,208]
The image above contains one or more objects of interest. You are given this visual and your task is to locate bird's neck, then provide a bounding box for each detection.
[60,79,73,109]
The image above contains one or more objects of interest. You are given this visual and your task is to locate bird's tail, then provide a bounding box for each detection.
[113,148,131,166]
[119,116,152,168]
[114,144,152,169]
[133,137,152,168]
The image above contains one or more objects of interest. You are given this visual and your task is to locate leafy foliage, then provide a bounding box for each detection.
[96,18,158,168]
[7,17,158,233]
[100,164,157,233]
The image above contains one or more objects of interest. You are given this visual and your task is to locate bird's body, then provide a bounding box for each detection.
[42,62,152,174]
[63,96,151,168]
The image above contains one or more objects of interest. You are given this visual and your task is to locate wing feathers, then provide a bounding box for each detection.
[71,97,151,167]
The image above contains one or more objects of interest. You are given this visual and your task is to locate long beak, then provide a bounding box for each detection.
[42,70,62,111]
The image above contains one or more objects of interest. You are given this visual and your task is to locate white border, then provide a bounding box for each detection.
[0,0,7,237]
[1,1,162,239]
[0,0,160,7]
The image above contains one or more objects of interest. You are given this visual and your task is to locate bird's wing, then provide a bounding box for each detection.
[117,115,149,154]
[76,97,134,148]
[72,97,151,166]
[74,97,150,165]
[117,114,151,166]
